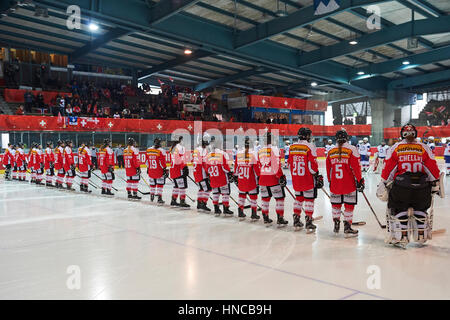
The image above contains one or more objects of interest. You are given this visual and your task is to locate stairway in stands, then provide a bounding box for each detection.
[0,87,17,115]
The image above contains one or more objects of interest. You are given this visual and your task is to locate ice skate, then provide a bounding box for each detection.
[201,202,211,213]
[170,198,179,207]
[179,199,190,209]
[277,215,288,227]
[293,214,303,231]
[238,208,246,220]
[101,188,107,195]
[263,214,273,225]
[128,192,134,200]
[157,195,165,205]
[344,221,358,238]
[250,208,260,221]
[305,215,317,233]
[150,194,155,202]
[333,219,340,234]
[214,204,222,216]
[133,192,142,200]
[223,205,233,216]
[106,189,114,196]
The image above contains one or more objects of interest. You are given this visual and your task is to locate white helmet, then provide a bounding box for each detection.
[235,145,239,149]
[428,136,434,142]
[328,139,332,143]
[363,137,369,142]
[358,140,363,144]
[416,137,422,142]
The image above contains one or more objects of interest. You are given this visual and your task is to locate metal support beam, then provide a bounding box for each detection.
[408,0,444,16]
[233,0,390,48]
[70,27,129,62]
[194,67,269,91]
[388,69,450,89]
[354,45,450,80]
[138,49,212,81]
[298,16,450,67]
[149,0,201,24]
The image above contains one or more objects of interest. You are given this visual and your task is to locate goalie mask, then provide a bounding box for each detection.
[400,123,417,139]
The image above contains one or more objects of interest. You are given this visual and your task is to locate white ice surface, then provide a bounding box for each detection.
[0,160,449,300]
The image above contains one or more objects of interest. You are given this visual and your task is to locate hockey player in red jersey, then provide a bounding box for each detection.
[288,128,324,232]
[44,141,55,187]
[192,133,212,212]
[203,136,234,216]
[54,140,65,188]
[15,143,27,182]
[233,137,260,220]
[326,130,364,237]
[145,137,167,204]
[257,131,288,226]
[64,140,75,190]
[2,143,15,180]
[124,138,141,200]
[169,136,190,208]
[11,144,18,180]
[77,142,92,193]
[378,124,441,247]
[98,139,115,196]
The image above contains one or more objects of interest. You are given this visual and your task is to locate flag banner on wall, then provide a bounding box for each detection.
[314,0,341,15]
[68,116,78,126]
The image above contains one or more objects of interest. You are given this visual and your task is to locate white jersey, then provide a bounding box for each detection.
[358,142,371,156]
[444,143,450,156]
[254,144,261,153]
[325,144,335,155]
[284,145,290,157]
[377,145,389,158]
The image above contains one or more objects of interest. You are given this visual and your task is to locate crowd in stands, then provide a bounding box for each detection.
[418,99,450,126]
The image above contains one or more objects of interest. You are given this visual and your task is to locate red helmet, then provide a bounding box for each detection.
[400,123,417,139]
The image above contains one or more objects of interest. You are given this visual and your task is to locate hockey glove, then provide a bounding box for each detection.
[376,180,389,202]
[163,168,169,179]
[314,173,324,189]
[279,175,287,187]
[136,167,141,176]
[182,166,189,178]
[227,172,234,183]
[356,178,365,192]
[108,166,114,173]
[233,175,239,186]
[70,164,75,171]
[5,164,11,170]
[50,162,54,170]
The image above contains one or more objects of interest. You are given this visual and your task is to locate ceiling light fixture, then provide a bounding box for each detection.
[349,40,358,45]
[311,82,318,87]
[89,22,99,31]
[402,60,410,65]
[357,71,365,75]
[184,48,192,55]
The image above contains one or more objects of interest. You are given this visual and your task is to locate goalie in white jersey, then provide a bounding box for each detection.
[445,138,450,176]
[374,141,389,174]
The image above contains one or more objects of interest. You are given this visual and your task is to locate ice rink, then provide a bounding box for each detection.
[0,160,449,300]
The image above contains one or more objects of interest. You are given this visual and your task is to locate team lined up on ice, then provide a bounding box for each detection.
[1,124,446,246]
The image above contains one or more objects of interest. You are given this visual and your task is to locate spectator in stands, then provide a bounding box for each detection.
[58,96,65,116]
[65,104,73,116]
[37,93,45,112]
[113,112,120,119]
[73,105,81,116]
[24,90,33,113]
[15,105,25,115]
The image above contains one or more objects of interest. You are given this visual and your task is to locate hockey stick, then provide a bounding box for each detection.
[117,174,150,195]
[321,187,365,226]
[168,176,195,203]
[285,185,323,221]
[91,171,118,191]
[362,191,386,229]
[75,173,98,189]
[186,174,229,206]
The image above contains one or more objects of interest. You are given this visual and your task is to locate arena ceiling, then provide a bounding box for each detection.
[0,0,449,101]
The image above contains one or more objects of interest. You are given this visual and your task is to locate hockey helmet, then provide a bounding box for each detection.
[363,137,369,143]
[127,137,135,146]
[46,141,53,147]
[381,140,386,145]
[335,129,349,143]
[298,127,312,141]
[428,136,435,142]
[400,123,417,139]
[202,132,211,147]
[327,139,333,144]
[244,137,250,148]
[264,131,272,145]
[65,140,72,146]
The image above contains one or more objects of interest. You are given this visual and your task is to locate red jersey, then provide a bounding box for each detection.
[63,146,74,171]
[15,148,26,167]
[203,149,231,188]
[98,147,113,174]
[288,141,318,191]
[381,140,440,182]
[54,146,64,170]
[257,145,283,187]
[326,142,362,194]
[192,146,208,182]
[30,149,42,170]
[2,148,14,166]
[77,147,92,172]
[146,146,166,179]
[44,147,55,170]
[169,144,186,179]
[124,146,140,177]
[234,149,259,192]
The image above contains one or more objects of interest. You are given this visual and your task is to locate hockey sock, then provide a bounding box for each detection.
[212,193,219,205]
[197,190,203,202]
[238,193,246,209]
[275,198,285,216]
[133,182,138,192]
[222,194,230,207]
[126,179,132,192]
[343,204,355,224]
[179,188,186,201]
[249,194,258,210]
[150,185,155,196]
[203,191,210,204]
[261,197,270,216]
[294,195,304,216]
[304,199,314,218]
[172,187,179,200]
[107,180,113,190]
[156,184,163,197]
[332,204,342,220]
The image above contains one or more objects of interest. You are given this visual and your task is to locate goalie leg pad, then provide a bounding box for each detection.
[386,210,409,244]
[412,211,431,243]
